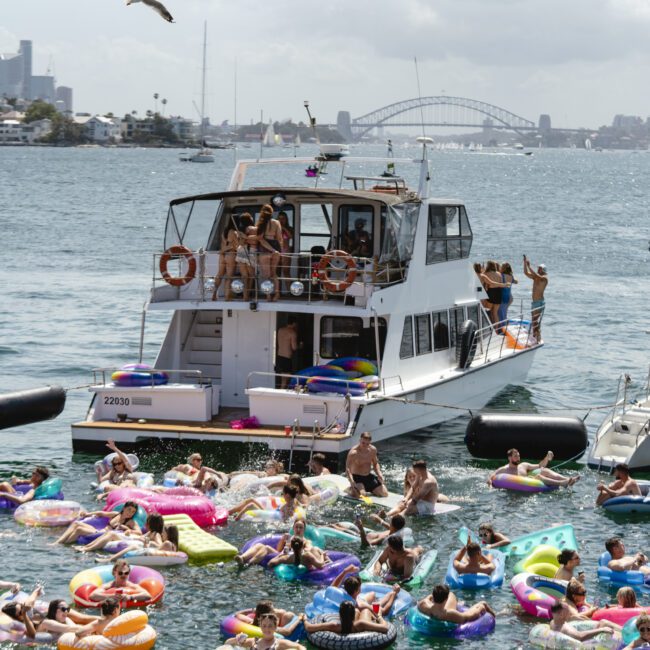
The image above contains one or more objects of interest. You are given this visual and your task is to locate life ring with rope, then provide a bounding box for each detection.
[317,249,357,293]
[159,244,196,286]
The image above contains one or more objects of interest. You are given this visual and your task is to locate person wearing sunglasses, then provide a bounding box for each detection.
[476,523,510,550]
[624,613,650,649]
[89,561,151,605]
[555,549,584,583]
[563,579,597,619]
[95,439,136,495]
[36,599,100,640]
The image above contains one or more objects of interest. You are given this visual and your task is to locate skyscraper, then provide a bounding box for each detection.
[19,40,32,99]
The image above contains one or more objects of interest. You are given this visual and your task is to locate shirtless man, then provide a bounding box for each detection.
[549,601,620,641]
[523,254,548,341]
[605,537,650,576]
[453,542,495,575]
[276,318,298,389]
[89,560,151,605]
[417,584,495,623]
[346,431,388,498]
[307,453,330,476]
[596,463,642,506]
[402,460,449,516]
[373,534,423,581]
[0,466,50,505]
[488,448,579,488]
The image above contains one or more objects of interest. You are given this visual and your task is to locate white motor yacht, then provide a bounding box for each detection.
[587,372,650,472]
[71,145,543,467]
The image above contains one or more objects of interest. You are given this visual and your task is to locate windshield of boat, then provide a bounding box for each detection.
[164,198,222,250]
[379,201,420,265]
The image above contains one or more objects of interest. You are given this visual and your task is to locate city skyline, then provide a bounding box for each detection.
[2,0,650,129]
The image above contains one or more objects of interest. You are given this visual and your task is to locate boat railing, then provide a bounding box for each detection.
[152,249,408,304]
[635,417,650,449]
[91,367,206,387]
[469,305,544,366]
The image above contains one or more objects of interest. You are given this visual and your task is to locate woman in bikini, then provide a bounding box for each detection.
[212,217,239,301]
[235,212,257,301]
[277,211,294,294]
[53,501,141,546]
[255,204,283,301]
[225,612,305,650]
[481,260,511,327]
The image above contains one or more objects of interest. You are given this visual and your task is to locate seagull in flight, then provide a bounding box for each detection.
[126,0,174,23]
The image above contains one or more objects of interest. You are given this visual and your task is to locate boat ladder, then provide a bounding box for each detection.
[287,419,320,472]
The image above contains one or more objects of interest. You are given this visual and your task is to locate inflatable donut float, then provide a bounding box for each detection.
[14,499,81,527]
[306,613,397,650]
[69,565,164,609]
[58,610,156,650]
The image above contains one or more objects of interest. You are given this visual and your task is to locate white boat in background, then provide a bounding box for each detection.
[179,22,214,164]
[72,142,543,468]
[588,371,650,472]
[262,122,276,147]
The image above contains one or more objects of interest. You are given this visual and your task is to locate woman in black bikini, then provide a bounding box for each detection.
[482,260,511,326]
[52,501,140,545]
[256,204,283,301]
[212,217,239,301]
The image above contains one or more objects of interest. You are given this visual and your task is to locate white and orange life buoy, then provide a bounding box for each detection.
[159,244,196,286]
[317,249,357,293]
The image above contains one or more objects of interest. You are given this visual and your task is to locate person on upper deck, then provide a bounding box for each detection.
[212,216,239,301]
[234,212,257,302]
[523,254,547,341]
[256,204,283,301]
[277,211,293,294]
[480,260,511,328]
[498,262,518,323]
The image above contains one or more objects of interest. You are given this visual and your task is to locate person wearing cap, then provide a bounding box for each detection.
[523,255,548,341]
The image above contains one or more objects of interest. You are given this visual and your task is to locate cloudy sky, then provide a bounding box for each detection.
[2,0,650,129]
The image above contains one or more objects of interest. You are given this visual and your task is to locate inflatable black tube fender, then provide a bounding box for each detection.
[456,320,478,370]
[0,386,66,430]
[307,614,397,650]
[464,413,588,461]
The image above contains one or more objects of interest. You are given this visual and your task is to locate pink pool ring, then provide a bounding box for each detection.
[511,572,568,618]
[491,473,557,493]
[107,488,227,528]
[592,605,650,626]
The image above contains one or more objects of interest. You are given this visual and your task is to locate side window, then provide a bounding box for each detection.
[426,205,473,264]
[433,310,449,350]
[399,316,414,359]
[339,205,374,258]
[449,307,464,347]
[415,314,432,355]
[466,304,480,328]
[320,316,362,358]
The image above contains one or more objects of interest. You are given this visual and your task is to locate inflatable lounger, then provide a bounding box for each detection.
[326,474,460,513]
[459,523,578,558]
[360,549,438,590]
[163,513,237,563]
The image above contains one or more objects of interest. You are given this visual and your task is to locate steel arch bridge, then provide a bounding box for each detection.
[347,96,536,140]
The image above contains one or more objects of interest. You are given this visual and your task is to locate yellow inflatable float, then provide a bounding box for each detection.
[58,610,156,650]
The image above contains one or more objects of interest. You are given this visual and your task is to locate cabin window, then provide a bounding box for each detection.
[426,205,473,264]
[433,310,450,350]
[300,203,332,254]
[415,314,432,355]
[165,198,222,251]
[466,304,480,328]
[399,316,414,359]
[339,205,374,258]
[380,202,419,265]
[449,307,465,347]
[320,316,362,358]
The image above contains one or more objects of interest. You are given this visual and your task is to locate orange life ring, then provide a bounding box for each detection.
[159,245,196,286]
[317,249,357,293]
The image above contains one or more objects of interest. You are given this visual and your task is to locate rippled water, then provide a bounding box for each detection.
[1,144,649,649]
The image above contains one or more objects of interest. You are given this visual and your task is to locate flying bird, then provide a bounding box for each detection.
[126,0,174,23]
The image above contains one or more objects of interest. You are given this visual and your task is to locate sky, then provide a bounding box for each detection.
[2,0,650,130]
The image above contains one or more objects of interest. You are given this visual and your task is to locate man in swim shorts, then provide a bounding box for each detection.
[373,534,423,581]
[345,432,388,498]
[403,459,448,516]
[418,584,495,623]
[523,254,547,341]
[276,318,298,389]
[453,542,495,575]
[0,466,50,505]
[605,537,650,576]
[596,463,642,506]
[488,448,579,488]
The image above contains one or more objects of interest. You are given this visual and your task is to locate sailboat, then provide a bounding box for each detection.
[180,22,214,163]
[262,122,276,148]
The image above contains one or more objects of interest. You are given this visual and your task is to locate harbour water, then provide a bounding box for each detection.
[1,144,649,649]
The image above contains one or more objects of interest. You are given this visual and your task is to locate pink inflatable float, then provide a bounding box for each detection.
[106,487,227,528]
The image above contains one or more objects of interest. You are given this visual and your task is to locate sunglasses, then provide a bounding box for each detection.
[58,606,70,612]
[639,627,650,633]
[117,571,130,576]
